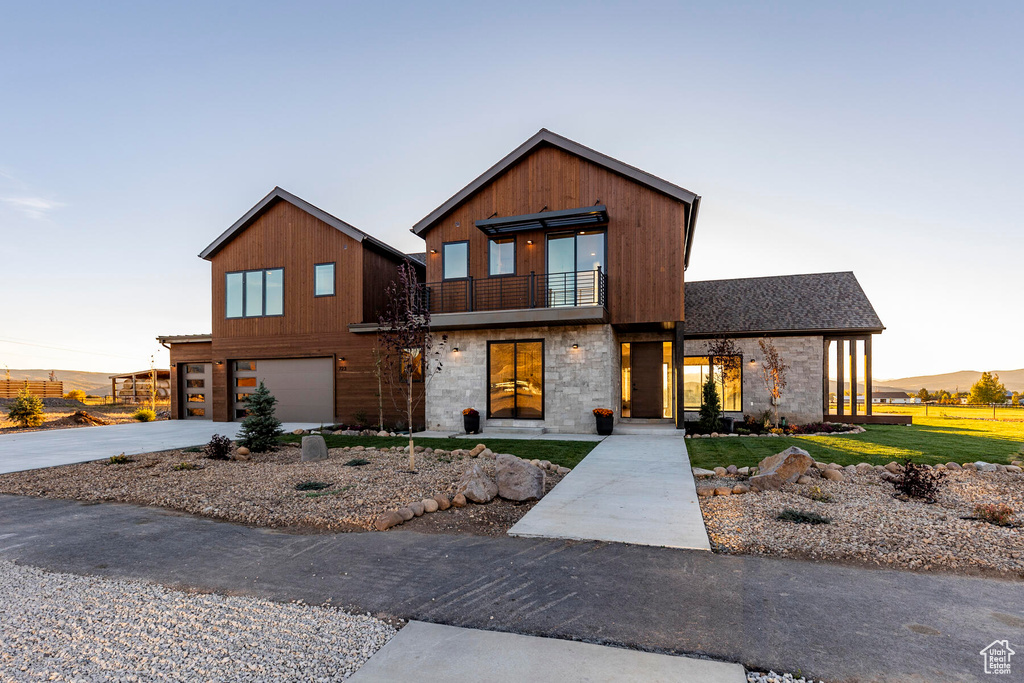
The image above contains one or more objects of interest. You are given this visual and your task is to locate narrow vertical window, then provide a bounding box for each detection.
[314,263,335,297]
[488,340,544,419]
[264,268,284,315]
[443,241,468,280]
[245,271,264,317]
[226,272,243,318]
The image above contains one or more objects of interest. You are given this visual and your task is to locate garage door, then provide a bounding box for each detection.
[181,363,212,420]
[233,358,334,423]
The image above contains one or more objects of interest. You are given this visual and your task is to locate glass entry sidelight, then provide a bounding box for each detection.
[620,342,674,419]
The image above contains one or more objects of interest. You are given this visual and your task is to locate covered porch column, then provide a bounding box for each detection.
[824,334,878,421]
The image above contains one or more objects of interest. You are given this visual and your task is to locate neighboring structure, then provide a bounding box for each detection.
[160,129,893,432]
[159,187,425,426]
[109,370,171,403]
[870,390,917,404]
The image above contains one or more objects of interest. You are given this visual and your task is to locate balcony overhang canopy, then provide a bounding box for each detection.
[475,205,608,236]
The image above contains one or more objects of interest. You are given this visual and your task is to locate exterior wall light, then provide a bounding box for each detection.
[430,249,438,254]
[452,347,459,353]
[526,240,534,245]
[572,344,579,349]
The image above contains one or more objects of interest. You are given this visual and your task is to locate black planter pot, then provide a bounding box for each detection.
[463,413,480,434]
[595,414,614,435]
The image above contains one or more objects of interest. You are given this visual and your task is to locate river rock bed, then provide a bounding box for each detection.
[700,467,1024,577]
[0,443,564,534]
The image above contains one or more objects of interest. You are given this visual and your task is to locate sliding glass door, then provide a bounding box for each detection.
[546,230,605,306]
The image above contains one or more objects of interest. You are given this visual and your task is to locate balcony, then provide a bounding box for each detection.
[419,269,608,330]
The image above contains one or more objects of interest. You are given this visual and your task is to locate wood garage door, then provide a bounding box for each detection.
[233,358,334,423]
[181,363,212,420]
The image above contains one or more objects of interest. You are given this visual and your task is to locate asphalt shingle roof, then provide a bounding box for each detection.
[684,272,883,337]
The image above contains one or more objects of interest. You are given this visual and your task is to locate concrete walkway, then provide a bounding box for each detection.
[1,495,1018,682]
[0,420,321,474]
[414,430,606,441]
[509,434,711,550]
[350,621,746,682]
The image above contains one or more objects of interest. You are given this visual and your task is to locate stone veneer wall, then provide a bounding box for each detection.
[427,324,617,434]
[683,335,824,425]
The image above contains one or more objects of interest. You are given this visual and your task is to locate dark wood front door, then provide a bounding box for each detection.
[630,342,664,418]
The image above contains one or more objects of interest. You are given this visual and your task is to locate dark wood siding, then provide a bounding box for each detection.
[204,199,423,426]
[421,145,688,325]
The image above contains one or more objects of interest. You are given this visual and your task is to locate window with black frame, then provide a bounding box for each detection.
[226,269,283,318]
[488,340,543,419]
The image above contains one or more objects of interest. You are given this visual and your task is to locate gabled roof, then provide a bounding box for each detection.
[199,187,412,263]
[684,272,884,337]
[410,129,701,266]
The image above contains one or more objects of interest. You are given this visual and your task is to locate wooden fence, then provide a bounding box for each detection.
[0,380,64,399]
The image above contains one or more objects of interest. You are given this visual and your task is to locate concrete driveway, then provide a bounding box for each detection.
[0,420,321,475]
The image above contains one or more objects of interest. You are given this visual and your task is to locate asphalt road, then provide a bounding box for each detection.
[1,494,1020,682]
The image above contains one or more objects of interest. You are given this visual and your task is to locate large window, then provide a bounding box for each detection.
[443,241,468,280]
[489,238,515,276]
[314,263,335,297]
[226,269,284,318]
[682,356,742,412]
[401,348,423,382]
[546,230,605,306]
[488,340,543,419]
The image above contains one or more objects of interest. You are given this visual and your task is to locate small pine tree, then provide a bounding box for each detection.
[698,373,722,433]
[237,381,283,452]
[8,388,44,428]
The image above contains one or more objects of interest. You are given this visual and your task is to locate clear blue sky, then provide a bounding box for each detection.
[1,1,1021,379]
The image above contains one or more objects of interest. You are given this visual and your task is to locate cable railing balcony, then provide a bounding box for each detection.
[420,269,607,314]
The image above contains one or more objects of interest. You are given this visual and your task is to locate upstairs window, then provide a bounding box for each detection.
[226,268,284,318]
[443,241,468,280]
[314,263,335,297]
[489,238,515,276]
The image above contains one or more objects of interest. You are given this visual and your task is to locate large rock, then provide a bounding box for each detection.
[821,469,844,482]
[300,435,329,462]
[375,511,404,531]
[974,461,998,473]
[456,463,498,504]
[495,453,545,501]
[750,446,814,492]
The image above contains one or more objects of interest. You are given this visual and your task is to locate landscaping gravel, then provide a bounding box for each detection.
[0,443,563,533]
[0,559,397,681]
[701,467,1024,577]
[747,672,826,683]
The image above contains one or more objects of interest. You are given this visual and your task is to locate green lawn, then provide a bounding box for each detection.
[277,434,597,468]
[686,417,1024,470]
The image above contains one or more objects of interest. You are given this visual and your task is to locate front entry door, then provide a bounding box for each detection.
[630,342,665,418]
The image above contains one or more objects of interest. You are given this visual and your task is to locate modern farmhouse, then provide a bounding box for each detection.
[161,129,888,432]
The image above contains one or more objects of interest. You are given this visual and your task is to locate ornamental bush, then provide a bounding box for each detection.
[132,408,156,422]
[698,374,722,433]
[7,389,44,428]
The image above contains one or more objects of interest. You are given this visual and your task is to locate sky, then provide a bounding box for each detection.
[1,1,1021,380]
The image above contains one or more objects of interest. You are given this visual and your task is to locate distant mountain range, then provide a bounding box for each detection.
[3,369,118,395]
[831,369,1024,395]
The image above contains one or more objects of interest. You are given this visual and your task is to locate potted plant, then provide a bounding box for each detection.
[463,408,480,434]
[593,408,614,435]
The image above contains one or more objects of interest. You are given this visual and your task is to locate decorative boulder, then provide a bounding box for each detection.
[713,467,728,477]
[236,446,251,456]
[377,430,389,437]
[495,453,545,501]
[301,435,329,462]
[696,487,714,497]
[732,484,750,494]
[375,511,404,531]
[422,498,439,513]
[456,464,498,504]
[433,494,451,510]
[451,493,467,508]
[470,444,486,457]
[692,467,716,478]
[713,486,732,496]
[750,446,814,492]
[396,507,414,521]
[974,461,998,472]
[821,469,844,482]
[409,501,425,517]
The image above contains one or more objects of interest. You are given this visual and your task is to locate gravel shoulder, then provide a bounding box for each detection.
[0,558,397,681]
[700,467,1024,578]
[0,443,564,535]
[0,399,168,433]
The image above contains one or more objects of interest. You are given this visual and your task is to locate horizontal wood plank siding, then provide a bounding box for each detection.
[0,381,63,398]
[422,145,688,325]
